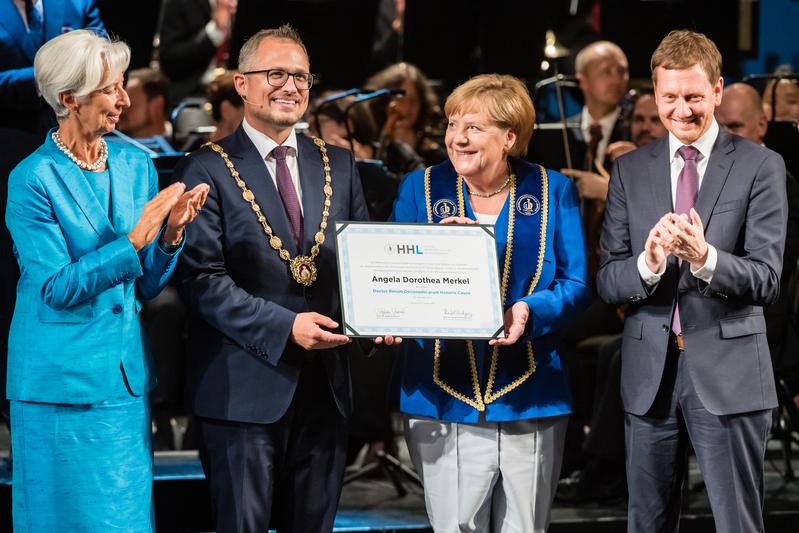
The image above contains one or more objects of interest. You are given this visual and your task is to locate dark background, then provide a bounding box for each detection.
[97,0,762,95]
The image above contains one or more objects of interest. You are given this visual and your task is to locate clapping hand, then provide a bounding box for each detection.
[163,184,210,245]
[656,208,708,270]
[128,182,185,251]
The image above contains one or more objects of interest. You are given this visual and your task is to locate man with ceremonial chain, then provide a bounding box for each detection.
[175,24,369,533]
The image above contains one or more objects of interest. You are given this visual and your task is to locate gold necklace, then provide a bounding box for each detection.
[465,175,510,198]
[205,137,333,286]
[464,163,513,198]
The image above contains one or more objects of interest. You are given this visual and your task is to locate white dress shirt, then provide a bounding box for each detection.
[241,119,304,214]
[201,0,227,85]
[581,106,620,168]
[638,119,720,285]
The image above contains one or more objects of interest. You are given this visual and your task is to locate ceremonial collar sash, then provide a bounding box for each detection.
[422,159,550,411]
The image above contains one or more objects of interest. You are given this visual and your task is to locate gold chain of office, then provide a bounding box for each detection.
[204,137,333,286]
[423,163,549,411]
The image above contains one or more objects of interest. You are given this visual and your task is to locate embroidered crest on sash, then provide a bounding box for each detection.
[516,194,541,216]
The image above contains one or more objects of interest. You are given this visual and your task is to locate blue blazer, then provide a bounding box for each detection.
[0,0,105,133]
[175,127,369,425]
[391,159,590,423]
[5,131,181,404]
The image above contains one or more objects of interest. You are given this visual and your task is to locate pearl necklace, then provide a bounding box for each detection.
[51,130,108,171]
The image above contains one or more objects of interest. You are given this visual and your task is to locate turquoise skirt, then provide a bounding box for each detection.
[11,373,153,532]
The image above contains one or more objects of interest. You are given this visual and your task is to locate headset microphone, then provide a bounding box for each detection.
[241,95,263,108]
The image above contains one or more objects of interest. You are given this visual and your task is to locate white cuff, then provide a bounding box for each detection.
[204,20,226,47]
[638,251,665,287]
[690,244,717,283]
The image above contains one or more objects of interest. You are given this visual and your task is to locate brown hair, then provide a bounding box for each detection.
[443,74,535,158]
[206,71,242,122]
[650,30,722,85]
[364,62,440,143]
[238,24,308,72]
[127,67,170,118]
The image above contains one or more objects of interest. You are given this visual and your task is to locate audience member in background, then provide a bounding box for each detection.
[159,0,238,104]
[0,0,106,137]
[558,41,632,478]
[309,90,380,160]
[717,82,799,411]
[763,76,799,122]
[117,68,176,153]
[572,41,631,173]
[0,0,107,445]
[5,30,207,531]
[562,89,666,201]
[392,74,589,533]
[206,71,244,141]
[556,88,669,505]
[569,40,631,284]
[365,62,446,169]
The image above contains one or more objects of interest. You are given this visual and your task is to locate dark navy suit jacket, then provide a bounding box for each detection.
[0,0,105,134]
[176,127,369,424]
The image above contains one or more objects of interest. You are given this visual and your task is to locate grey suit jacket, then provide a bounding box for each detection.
[597,129,787,416]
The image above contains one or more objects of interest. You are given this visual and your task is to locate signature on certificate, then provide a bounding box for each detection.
[442,308,473,320]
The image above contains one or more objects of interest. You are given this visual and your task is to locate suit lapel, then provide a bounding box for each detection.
[106,142,133,234]
[677,131,734,291]
[227,127,299,256]
[297,135,323,255]
[45,136,116,243]
[0,1,36,62]
[647,137,673,215]
[694,130,734,230]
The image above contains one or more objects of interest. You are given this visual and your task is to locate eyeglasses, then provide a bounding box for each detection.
[241,69,315,90]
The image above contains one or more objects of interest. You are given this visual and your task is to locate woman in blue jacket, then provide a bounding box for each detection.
[391,74,590,532]
[5,30,207,532]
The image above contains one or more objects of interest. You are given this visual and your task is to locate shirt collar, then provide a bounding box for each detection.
[668,119,719,161]
[581,106,620,135]
[242,118,298,161]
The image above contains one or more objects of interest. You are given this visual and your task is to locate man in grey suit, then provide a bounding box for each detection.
[598,30,787,532]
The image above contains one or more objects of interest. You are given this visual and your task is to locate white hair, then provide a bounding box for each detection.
[34,29,130,118]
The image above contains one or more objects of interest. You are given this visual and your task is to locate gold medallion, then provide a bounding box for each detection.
[290,256,318,286]
[206,137,333,287]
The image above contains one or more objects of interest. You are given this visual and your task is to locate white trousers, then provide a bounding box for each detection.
[405,414,568,533]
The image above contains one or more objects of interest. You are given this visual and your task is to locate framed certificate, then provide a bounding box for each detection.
[335,221,505,339]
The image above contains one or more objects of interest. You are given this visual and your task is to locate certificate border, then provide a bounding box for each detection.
[335,221,505,340]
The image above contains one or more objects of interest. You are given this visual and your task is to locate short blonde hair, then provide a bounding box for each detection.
[444,74,535,157]
[34,29,130,118]
[651,30,721,85]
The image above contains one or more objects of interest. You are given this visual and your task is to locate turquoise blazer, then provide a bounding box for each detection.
[391,158,590,422]
[5,131,181,404]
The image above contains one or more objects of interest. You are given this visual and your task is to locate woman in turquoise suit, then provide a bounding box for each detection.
[391,74,590,532]
[5,30,208,532]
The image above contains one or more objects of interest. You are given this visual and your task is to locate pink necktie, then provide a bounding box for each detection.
[671,145,700,336]
[271,146,303,250]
